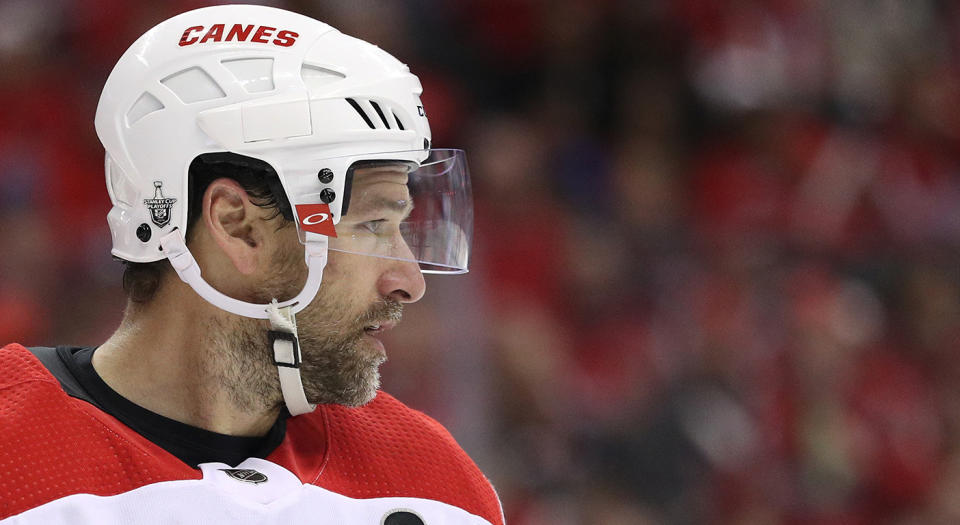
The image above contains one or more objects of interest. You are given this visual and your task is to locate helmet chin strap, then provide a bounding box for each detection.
[265,301,315,415]
[159,228,326,416]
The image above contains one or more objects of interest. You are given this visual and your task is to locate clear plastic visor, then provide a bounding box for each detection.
[291,149,472,274]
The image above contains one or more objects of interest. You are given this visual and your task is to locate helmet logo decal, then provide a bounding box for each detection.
[179,24,299,47]
[295,203,338,238]
[303,212,329,225]
[144,181,177,228]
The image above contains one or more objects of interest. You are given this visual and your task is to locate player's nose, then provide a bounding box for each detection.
[377,257,426,303]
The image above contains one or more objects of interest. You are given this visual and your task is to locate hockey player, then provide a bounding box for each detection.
[0,5,502,524]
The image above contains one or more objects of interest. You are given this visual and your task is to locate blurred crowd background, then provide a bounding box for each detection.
[2,0,960,523]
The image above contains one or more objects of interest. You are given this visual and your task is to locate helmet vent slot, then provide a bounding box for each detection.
[345,98,375,129]
[160,67,226,104]
[126,91,164,127]
[222,57,275,93]
[344,97,408,131]
[369,100,392,129]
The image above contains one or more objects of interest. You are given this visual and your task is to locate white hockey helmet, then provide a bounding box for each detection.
[95,5,473,414]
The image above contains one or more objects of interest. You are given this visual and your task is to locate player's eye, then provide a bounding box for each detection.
[362,219,387,234]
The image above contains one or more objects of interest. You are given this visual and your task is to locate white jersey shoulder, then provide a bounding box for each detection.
[4,458,492,525]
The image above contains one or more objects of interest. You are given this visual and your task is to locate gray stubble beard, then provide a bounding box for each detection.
[207,297,402,414]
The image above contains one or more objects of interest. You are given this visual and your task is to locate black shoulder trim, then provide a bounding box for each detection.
[25,346,100,408]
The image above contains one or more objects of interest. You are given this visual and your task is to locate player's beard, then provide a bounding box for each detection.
[294,292,401,407]
[207,245,401,413]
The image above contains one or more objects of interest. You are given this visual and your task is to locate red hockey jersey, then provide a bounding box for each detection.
[0,344,503,524]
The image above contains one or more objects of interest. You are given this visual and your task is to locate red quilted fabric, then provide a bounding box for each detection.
[313,395,503,524]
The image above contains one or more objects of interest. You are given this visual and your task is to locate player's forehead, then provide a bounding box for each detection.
[345,164,412,216]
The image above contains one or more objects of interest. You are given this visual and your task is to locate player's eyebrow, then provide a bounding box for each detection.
[355,196,414,218]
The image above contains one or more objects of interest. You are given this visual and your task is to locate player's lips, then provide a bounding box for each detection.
[363,320,397,335]
[363,320,396,358]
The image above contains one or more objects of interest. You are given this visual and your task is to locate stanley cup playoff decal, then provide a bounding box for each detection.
[144,181,177,228]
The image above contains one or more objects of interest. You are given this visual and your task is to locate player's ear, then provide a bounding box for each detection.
[202,178,263,275]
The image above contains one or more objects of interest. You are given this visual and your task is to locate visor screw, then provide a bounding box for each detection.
[317,168,334,184]
[136,223,152,242]
[319,188,336,204]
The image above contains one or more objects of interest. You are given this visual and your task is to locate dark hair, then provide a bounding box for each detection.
[122,153,292,303]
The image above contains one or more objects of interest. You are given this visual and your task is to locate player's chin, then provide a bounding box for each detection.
[344,378,381,407]
[306,360,384,407]
[351,357,386,406]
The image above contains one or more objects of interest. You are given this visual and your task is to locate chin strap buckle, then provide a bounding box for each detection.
[268,330,300,368]
[266,300,315,416]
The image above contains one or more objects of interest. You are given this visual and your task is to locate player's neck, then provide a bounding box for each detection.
[94,288,281,438]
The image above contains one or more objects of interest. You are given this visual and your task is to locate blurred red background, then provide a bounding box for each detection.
[2,1,960,523]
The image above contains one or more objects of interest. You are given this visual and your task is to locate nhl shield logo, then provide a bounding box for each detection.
[219,468,269,484]
[144,181,177,228]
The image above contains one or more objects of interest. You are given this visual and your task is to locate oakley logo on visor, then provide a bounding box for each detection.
[296,204,337,237]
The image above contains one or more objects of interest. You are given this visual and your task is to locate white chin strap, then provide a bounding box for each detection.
[159,228,325,415]
[264,300,315,415]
